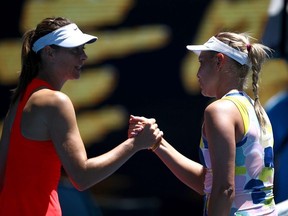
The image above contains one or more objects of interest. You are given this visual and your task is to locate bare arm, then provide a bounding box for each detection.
[47,92,162,191]
[154,138,206,194]
[129,115,206,195]
[204,100,239,216]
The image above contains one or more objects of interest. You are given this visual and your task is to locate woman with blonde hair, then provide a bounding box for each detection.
[130,32,278,215]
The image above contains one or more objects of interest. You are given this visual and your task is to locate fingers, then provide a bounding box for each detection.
[148,128,164,151]
[148,118,156,125]
[128,115,157,138]
[128,123,144,138]
[142,122,163,145]
[128,115,163,151]
[129,117,164,151]
[129,115,145,123]
[155,128,164,139]
[153,127,164,142]
[129,115,156,124]
[128,119,145,138]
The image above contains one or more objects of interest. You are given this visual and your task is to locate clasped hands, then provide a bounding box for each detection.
[128,115,163,151]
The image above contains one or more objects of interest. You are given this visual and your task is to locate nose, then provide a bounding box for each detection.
[196,69,201,78]
[81,51,88,61]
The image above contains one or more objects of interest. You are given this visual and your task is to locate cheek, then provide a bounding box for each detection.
[198,67,209,78]
[61,57,75,67]
[201,63,217,77]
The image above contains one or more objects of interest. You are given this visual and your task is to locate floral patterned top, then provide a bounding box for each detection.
[199,91,278,216]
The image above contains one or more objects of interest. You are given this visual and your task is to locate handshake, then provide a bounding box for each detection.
[128,115,163,151]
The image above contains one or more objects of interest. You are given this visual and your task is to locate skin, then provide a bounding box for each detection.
[129,51,245,215]
[0,44,163,192]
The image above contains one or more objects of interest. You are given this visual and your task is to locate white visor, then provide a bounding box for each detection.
[32,23,97,53]
[186,36,250,66]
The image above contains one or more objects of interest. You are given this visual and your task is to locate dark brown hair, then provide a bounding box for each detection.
[11,17,72,104]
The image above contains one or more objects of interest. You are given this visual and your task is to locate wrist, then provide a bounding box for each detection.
[149,140,161,152]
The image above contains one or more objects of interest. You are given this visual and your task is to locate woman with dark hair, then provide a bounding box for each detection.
[0,17,162,216]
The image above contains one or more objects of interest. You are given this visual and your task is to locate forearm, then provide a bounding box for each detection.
[61,118,162,190]
[68,138,138,190]
[154,138,206,194]
[208,189,234,216]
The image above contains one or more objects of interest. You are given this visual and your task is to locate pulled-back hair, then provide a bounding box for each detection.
[215,32,272,130]
[11,17,72,104]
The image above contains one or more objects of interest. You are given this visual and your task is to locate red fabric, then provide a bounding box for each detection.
[0,78,62,216]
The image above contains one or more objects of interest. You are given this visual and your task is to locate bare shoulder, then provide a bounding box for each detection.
[31,89,71,105]
[204,99,242,129]
[28,89,74,115]
[23,89,75,136]
[205,99,237,116]
[204,98,243,140]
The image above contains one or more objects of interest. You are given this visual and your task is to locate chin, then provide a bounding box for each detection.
[201,90,208,97]
[72,72,81,80]
[201,90,214,98]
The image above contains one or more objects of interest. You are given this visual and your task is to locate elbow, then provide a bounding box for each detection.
[58,173,90,191]
[68,173,104,191]
[72,182,87,191]
[74,185,88,192]
[67,173,94,191]
[225,186,235,200]
[63,162,106,191]
[198,189,206,196]
[186,178,206,195]
[196,167,207,196]
[70,179,91,191]
[214,185,235,201]
[196,185,206,196]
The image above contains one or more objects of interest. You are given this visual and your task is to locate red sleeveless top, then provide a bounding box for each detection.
[0,78,62,216]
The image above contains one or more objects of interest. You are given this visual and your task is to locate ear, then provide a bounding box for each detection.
[43,46,54,57]
[216,53,225,66]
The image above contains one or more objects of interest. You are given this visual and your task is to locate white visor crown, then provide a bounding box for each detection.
[32,23,97,53]
[186,36,250,66]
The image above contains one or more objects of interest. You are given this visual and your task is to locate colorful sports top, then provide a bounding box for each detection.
[199,91,278,216]
[0,78,62,216]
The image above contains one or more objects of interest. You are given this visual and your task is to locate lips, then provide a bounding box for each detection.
[75,65,82,70]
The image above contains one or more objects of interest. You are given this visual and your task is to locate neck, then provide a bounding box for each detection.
[36,73,65,91]
[216,87,243,99]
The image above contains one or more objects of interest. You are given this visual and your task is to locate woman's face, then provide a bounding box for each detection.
[53,45,88,80]
[197,51,219,98]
